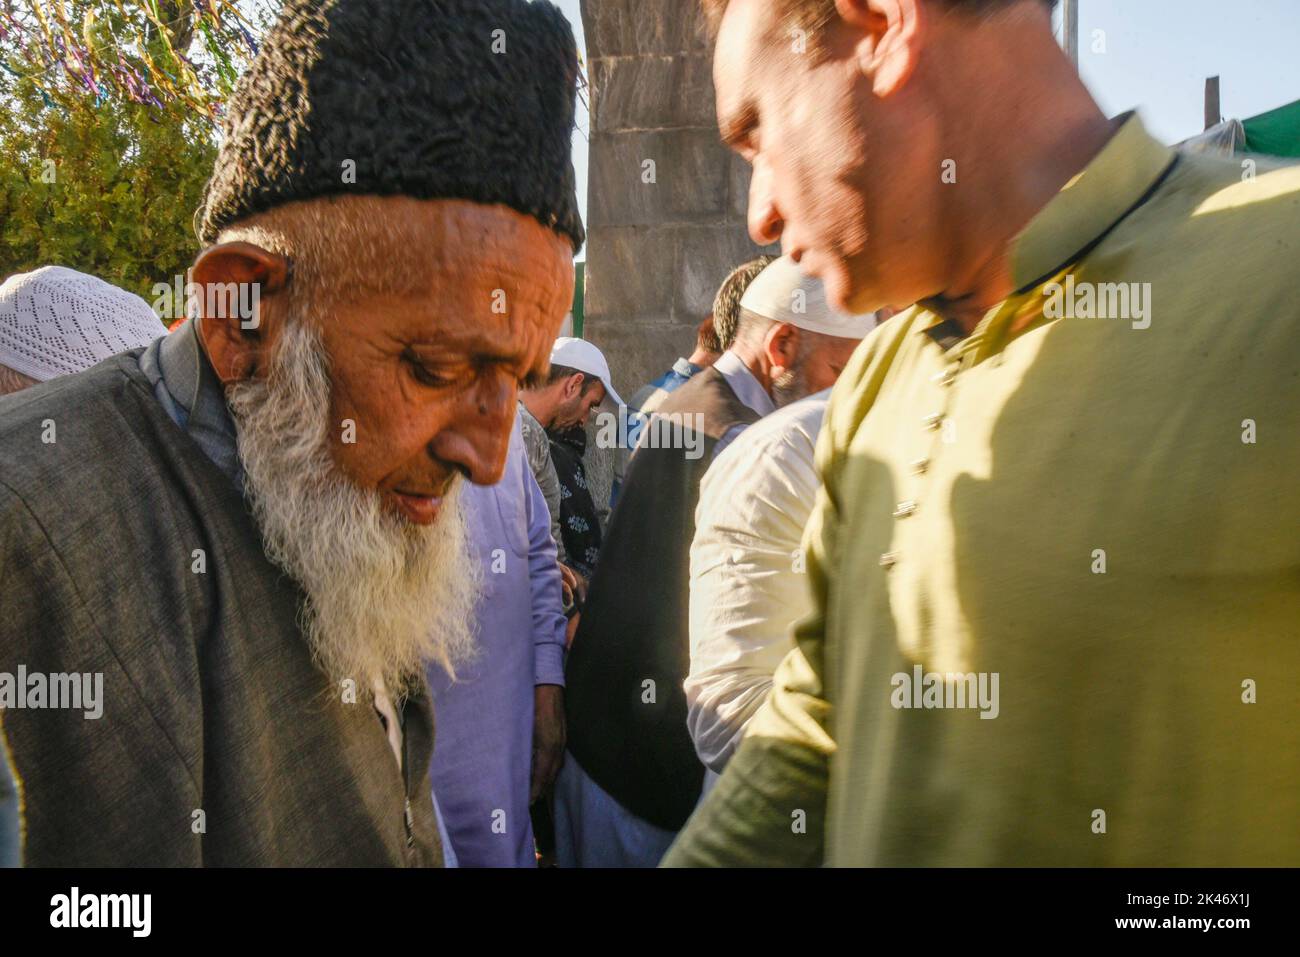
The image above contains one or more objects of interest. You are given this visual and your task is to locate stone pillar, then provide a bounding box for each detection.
[580,0,776,394]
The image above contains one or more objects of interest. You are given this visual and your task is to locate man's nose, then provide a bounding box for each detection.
[429,374,517,486]
[747,155,784,246]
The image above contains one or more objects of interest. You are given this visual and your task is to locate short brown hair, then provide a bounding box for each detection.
[695,315,722,355]
[712,254,776,350]
[701,0,1057,40]
[700,0,825,38]
[546,363,599,391]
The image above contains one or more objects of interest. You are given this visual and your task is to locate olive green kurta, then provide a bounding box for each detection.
[666,114,1300,867]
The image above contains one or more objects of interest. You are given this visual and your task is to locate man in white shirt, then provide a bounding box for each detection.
[687,303,893,779]
[686,390,830,775]
[558,257,873,866]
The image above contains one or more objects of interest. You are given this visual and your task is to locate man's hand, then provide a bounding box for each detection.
[531,684,566,803]
[559,564,577,614]
[558,563,588,609]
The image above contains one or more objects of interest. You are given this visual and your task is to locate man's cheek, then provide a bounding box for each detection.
[809,368,835,393]
[325,412,400,488]
[327,429,370,485]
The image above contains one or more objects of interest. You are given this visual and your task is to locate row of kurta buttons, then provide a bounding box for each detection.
[880,362,960,570]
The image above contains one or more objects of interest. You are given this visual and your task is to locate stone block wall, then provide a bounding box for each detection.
[580,0,778,395]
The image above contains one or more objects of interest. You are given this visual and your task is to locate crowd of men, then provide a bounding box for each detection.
[1,0,1297,868]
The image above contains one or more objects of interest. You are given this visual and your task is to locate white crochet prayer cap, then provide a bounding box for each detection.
[739,255,876,338]
[0,266,164,382]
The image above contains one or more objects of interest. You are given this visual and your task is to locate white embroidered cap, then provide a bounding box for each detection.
[0,266,164,382]
[739,255,876,338]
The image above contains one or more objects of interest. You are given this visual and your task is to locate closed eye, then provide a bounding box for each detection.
[405,352,452,388]
[721,103,759,159]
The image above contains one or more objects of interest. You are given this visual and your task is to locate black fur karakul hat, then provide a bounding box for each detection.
[198,0,585,251]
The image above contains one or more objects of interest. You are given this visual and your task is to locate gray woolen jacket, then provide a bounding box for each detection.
[0,354,441,866]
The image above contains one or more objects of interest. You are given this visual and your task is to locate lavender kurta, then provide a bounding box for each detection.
[427,415,567,867]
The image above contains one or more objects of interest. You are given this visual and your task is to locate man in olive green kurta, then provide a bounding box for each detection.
[669,0,1299,866]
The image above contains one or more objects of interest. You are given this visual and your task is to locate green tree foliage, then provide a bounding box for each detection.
[0,78,216,303]
[0,2,277,303]
[1,2,266,121]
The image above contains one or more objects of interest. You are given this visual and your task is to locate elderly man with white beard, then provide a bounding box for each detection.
[0,0,583,866]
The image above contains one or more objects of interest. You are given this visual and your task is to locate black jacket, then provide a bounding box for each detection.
[564,367,760,830]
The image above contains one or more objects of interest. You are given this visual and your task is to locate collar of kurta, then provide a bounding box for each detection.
[1010,111,1176,291]
[138,318,244,489]
[713,349,776,419]
[921,112,1177,349]
[672,356,701,378]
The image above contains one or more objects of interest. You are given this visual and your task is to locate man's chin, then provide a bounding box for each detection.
[827,266,871,315]
[803,250,881,316]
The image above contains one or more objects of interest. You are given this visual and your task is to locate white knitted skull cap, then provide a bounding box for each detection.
[0,265,165,382]
[739,255,877,338]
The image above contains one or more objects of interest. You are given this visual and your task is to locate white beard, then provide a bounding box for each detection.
[226,319,481,698]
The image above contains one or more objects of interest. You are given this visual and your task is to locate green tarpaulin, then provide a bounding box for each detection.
[1242,97,1300,158]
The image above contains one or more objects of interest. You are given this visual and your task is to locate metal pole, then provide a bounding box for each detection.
[1204,76,1221,130]
[1062,0,1079,68]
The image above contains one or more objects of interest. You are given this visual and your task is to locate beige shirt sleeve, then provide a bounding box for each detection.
[665,393,841,868]
[686,396,827,773]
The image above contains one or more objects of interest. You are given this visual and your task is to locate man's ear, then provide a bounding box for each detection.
[764,322,801,377]
[191,242,291,385]
[836,0,922,98]
[563,372,585,400]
